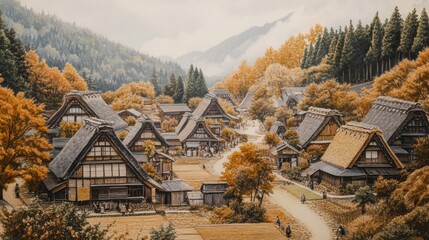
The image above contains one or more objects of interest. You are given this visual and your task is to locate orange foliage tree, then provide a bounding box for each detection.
[0,86,52,199]
[62,63,88,91]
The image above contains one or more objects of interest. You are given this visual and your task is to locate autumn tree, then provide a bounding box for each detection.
[263,131,281,147]
[300,145,327,162]
[406,136,429,173]
[111,94,144,111]
[274,106,293,125]
[155,94,174,104]
[221,127,236,145]
[142,162,162,183]
[0,201,108,240]
[26,50,72,110]
[143,140,156,159]
[187,97,202,110]
[62,63,88,91]
[59,122,83,138]
[222,143,275,207]
[284,130,299,147]
[161,117,178,132]
[218,98,236,116]
[263,116,276,131]
[0,86,52,200]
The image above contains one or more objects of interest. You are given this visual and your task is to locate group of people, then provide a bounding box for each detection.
[275,216,292,238]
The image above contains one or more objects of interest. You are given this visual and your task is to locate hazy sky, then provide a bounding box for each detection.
[19,0,428,59]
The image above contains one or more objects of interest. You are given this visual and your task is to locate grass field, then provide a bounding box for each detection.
[174,159,220,190]
[282,184,323,200]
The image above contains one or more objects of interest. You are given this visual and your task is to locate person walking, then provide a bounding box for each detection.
[285,224,292,238]
[275,216,281,227]
[14,183,20,198]
[301,193,306,204]
[337,225,346,239]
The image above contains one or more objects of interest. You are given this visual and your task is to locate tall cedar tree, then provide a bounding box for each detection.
[150,68,161,96]
[163,74,177,97]
[0,15,27,93]
[197,68,208,97]
[173,76,184,103]
[365,12,384,77]
[340,21,356,83]
[399,9,419,59]
[411,8,429,56]
[381,6,403,69]
[0,84,52,200]
[301,47,309,69]
[183,65,195,102]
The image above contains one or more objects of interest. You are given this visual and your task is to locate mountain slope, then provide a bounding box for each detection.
[176,13,292,81]
[0,0,185,91]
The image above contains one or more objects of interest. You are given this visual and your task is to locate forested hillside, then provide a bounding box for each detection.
[0,0,185,91]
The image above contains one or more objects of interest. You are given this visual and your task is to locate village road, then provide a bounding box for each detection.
[212,120,333,239]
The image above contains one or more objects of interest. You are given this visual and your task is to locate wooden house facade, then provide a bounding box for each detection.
[176,114,221,156]
[43,118,162,204]
[308,122,403,189]
[273,143,300,169]
[46,91,127,135]
[123,116,175,179]
[157,103,192,122]
[296,107,344,150]
[200,182,228,206]
[363,96,429,164]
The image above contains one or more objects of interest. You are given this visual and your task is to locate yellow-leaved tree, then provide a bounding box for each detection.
[62,63,88,91]
[0,84,53,199]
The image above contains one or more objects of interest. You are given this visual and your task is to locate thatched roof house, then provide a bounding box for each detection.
[117,108,142,120]
[44,117,162,203]
[296,107,344,149]
[47,90,127,131]
[269,121,287,136]
[193,93,239,123]
[281,87,306,109]
[123,115,171,150]
[237,91,254,114]
[157,103,192,122]
[273,143,300,169]
[210,88,237,106]
[363,96,429,163]
[308,122,403,188]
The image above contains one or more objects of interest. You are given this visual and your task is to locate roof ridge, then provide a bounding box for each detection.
[342,121,379,134]
[66,90,101,98]
[84,117,114,129]
[375,96,422,111]
[308,107,341,116]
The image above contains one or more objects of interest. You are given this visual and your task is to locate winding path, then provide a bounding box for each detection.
[212,120,333,240]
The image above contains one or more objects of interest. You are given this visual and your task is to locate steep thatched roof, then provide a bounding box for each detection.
[276,142,300,154]
[47,90,127,130]
[281,87,306,107]
[210,88,237,106]
[193,93,238,121]
[321,121,403,169]
[296,107,344,148]
[48,117,162,189]
[123,115,170,147]
[157,103,191,114]
[238,91,254,110]
[176,112,193,134]
[270,121,286,134]
[363,96,426,142]
[177,115,219,143]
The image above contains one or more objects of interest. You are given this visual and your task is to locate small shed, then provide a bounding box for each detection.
[157,179,193,206]
[187,191,204,206]
[200,182,228,206]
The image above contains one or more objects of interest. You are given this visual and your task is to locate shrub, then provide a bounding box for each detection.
[161,117,178,132]
[59,122,82,137]
[149,222,177,240]
[125,116,137,126]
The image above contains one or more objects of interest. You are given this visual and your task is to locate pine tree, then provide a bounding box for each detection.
[340,21,356,83]
[305,44,315,68]
[173,76,184,103]
[301,46,308,69]
[365,12,384,77]
[353,21,371,82]
[183,65,197,102]
[163,74,177,97]
[326,32,338,65]
[313,35,322,65]
[150,68,161,96]
[412,8,429,56]
[197,68,208,97]
[399,9,419,59]
[333,27,345,77]
[317,27,331,63]
[382,7,403,69]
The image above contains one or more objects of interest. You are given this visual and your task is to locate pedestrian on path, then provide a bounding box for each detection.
[337,225,346,239]
[301,193,306,204]
[14,183,20,198]
[275,216,281,227]
[285,224,292,238]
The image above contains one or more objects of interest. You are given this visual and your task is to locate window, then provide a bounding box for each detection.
[91,165,96,177]
[404,117,428,134]
[83,165,90,177]
[365,151,378,162]
[142,130,155,139]
[96,164,104,177]
[86,137,121,161]
[105,164,112,177]
[112,164,119,177]
[119,164,126,176]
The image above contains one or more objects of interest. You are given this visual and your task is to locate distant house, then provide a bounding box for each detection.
[192,93,239,133]
[187,191,204,206]
[200,182,228,206]
[123,116,171,151]
[363,96,429,164]
[210,88,237,106]
[156,179,193,206]
[281,87,306,110]
[46,90,127,134]
[296,107,344,150]
[270,121,287,137]
[117,108,142,121]
[133,150,175,180]
[237,91,254,115]
[307,122,403,188]
[294,111,307,127]
[176,114,221,156]
[157,103,192,122]
[43,118,162,203]
[273,143,300,169]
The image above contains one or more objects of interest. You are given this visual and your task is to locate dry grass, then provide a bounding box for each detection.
[281,184,322,200]
[195,223,285,240]
[174,161,220,190]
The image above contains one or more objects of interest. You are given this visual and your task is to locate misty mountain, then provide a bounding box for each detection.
[176,13,292,82]
[0,0,185,91]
